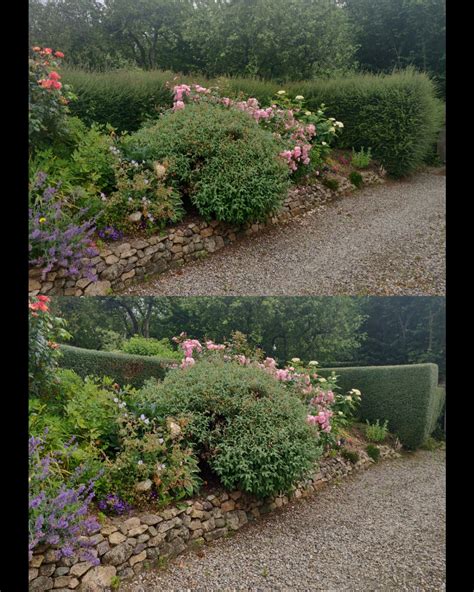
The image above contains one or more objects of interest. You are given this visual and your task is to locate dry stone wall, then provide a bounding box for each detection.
[29,172,384,297]
[29,443,400,591]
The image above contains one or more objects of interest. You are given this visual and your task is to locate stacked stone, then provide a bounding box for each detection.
[29,444,400,591]
[28,173,385,296]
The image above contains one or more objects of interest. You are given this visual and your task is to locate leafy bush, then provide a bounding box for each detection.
[64,68,176,133]
[340,448,359,464]
[365,419,389,442]
[121,336,181,360]
[99,152,184,233]
[29,296,71,397]
[366,444,380,462]
[29,47,76,153]
[138,359,321,497]
[349,171,364,188]
[102,411,201,505]
[351,147,372,169]
[66,69,443,178]
[58,344,175,387]
[122,102,289,225]
[297,70,444,177]
[322,177,339,191]
[318,363,440,448]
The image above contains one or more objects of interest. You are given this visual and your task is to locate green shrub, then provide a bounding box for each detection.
[122,102,289,225]
[318,363,439,449]
[365,419,389,443]
[63,68,176,133]
[366,444,380,462]
[322,177,339,191]
[294,70,444,177]
[66,68,443,178]
[121,336,181,360]
[138,359,321,497]
[351,147,372,169]
[58,344,174,387]
[349,171,364,188]
[341,448,359,464]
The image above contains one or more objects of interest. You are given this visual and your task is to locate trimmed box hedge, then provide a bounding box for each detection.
[319,363,440,448]
[64,68,443,177]
[58,344,175,388]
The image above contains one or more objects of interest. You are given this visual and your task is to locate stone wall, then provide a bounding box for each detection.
[29,171,385,297]
[29,443,400,591]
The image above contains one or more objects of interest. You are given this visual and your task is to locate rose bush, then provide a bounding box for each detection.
[29,47,76,152]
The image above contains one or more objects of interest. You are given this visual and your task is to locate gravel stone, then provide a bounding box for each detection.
[120,450,445,592]
[122,171,445,296]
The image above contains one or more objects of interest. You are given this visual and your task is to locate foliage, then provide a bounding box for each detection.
[29,433,100,562]
[29,46,76,153]
[341,448,359,464]
[168,84,342,176]
[58,344,175,387]
[358,297,446,380]
[322,177,339,191]
[52,296,367,366]
[318,363,440,449]
[29,173,99,280]
[101,409,201,505]
[298,69,444,177]
[345,0,446,96]
[123,102,290,225]
[365,419,389,443]
[121,335,181,359]
[351,147,372,169]
[30,0,357,78]
[138,358,322,497]
[99,148,184,232]
[61,68,442,178]
[365,444,380,462]
[29,296,71,397]
[349,171,363,188]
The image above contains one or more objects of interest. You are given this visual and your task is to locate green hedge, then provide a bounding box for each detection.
[64,68,443,177]
[289,70,444,178]
[58,344,174,388]
[319,363,440,448]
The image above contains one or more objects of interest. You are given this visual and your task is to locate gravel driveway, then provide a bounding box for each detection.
[121,171,445,296]
[121,449,446,592]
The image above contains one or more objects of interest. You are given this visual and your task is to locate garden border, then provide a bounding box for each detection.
[28,170,385,296]
[29,443,401,590]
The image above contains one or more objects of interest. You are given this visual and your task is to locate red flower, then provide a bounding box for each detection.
[51,80,62,90]
[48,71,61,81]
[29,301,49,313]
[37,295,50,303]
[43,48,53,55]
[39,79,53,89]
[32,46,41,52]
[54,51,64,58]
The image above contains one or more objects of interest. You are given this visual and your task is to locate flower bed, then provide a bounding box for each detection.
[28,168,385,296]
[29,440,401,590]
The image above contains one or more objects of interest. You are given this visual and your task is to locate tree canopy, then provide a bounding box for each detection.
[51,296,445,378]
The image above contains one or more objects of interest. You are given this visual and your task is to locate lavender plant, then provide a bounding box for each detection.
[29,172,99,281]
[29,433,101,563]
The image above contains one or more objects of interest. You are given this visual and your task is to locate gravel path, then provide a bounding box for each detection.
[122,449,446,592]
[122,171,445,296]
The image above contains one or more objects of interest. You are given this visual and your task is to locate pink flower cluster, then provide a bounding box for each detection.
[170,84,321,172]
[307,409,333,432]
[279,144,311,171]
[206,340,226,351]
